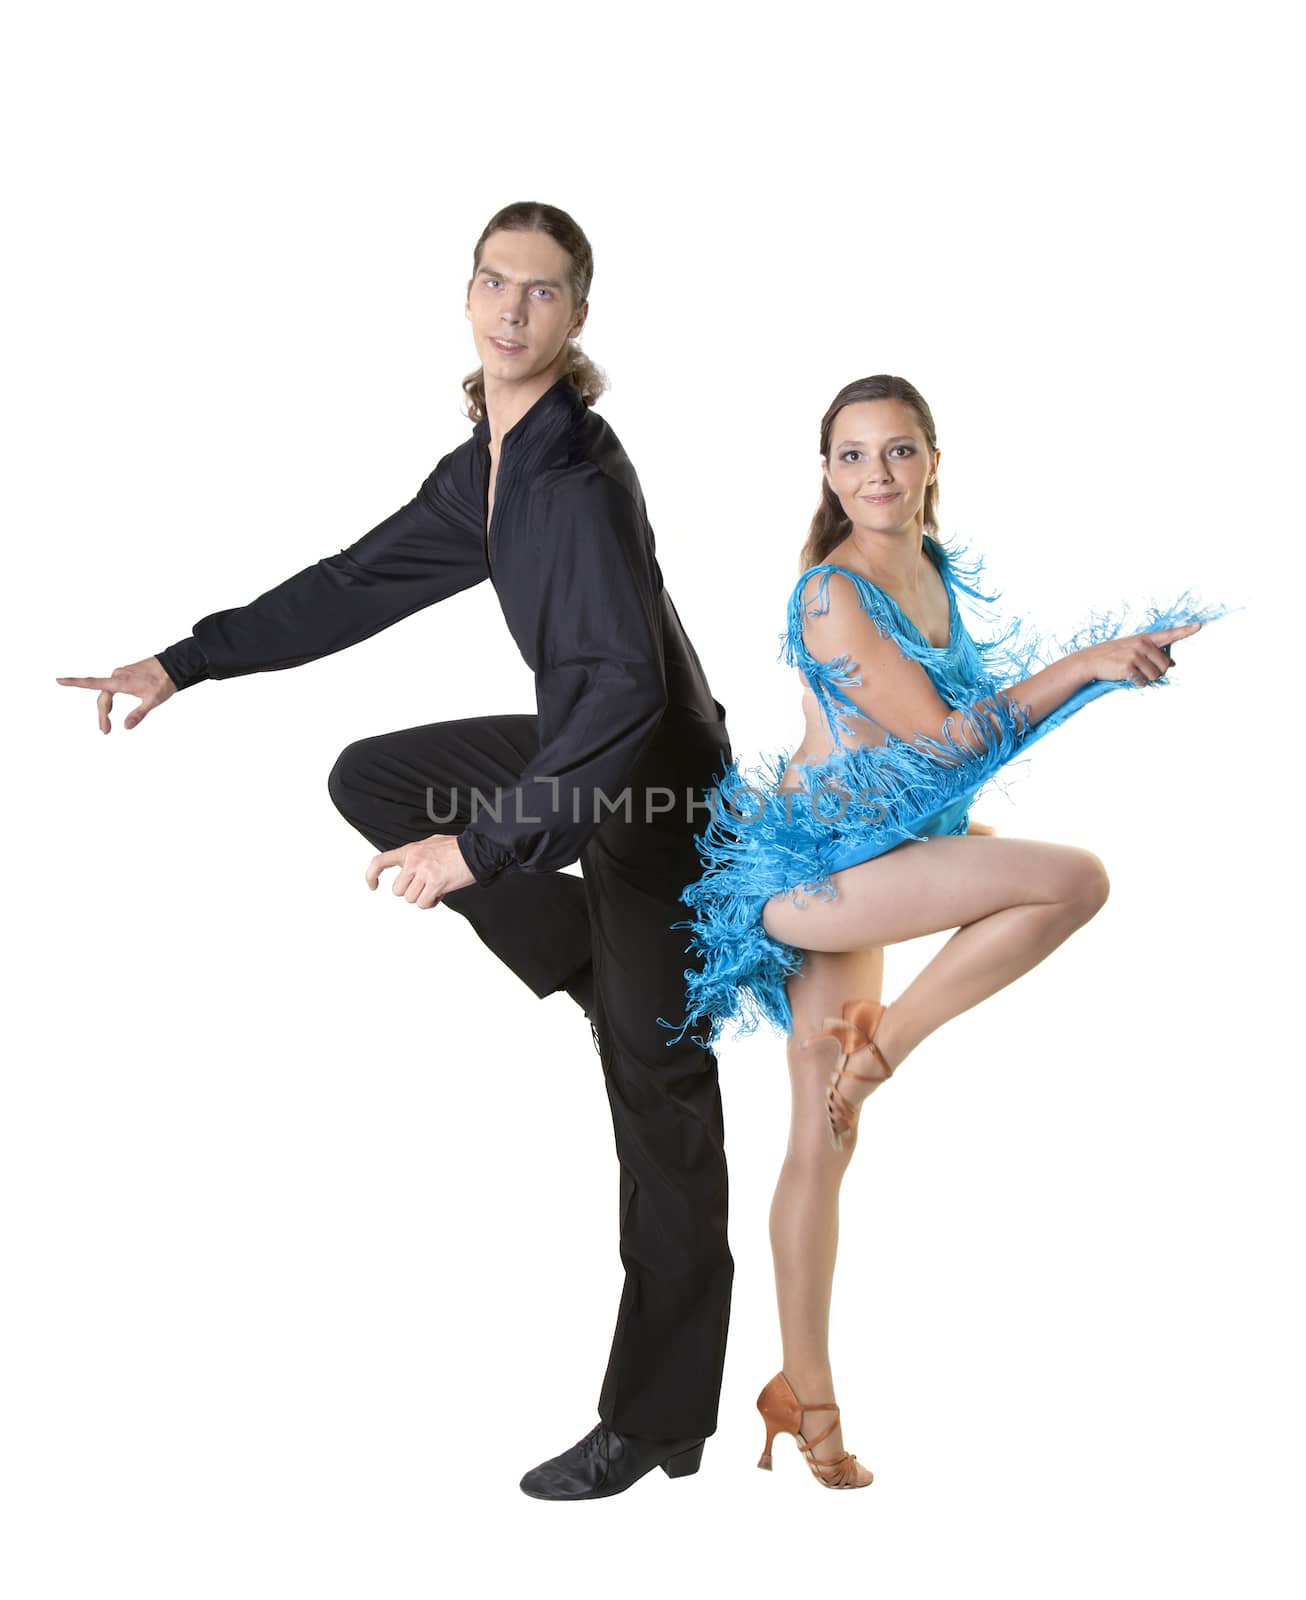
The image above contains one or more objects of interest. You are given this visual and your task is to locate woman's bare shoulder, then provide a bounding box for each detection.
[792,564,897,642]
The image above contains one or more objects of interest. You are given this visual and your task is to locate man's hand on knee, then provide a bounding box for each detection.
[365,834,476,908]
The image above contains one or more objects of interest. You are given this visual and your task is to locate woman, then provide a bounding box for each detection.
[664,374,1227,1491]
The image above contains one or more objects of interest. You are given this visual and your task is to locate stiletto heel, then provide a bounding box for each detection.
[755,1372,872,1490]
[803,1000,894,1150]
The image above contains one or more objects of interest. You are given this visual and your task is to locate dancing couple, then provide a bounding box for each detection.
[58,200,1224,1499]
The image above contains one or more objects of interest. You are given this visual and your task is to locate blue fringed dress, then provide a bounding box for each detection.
[661,535,1228,1051]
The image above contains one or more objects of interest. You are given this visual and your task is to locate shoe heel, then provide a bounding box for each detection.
[757,1423,778,1470]
[661,1440,705,1479]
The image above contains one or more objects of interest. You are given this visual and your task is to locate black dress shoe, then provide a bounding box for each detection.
[519,1422,705,1501]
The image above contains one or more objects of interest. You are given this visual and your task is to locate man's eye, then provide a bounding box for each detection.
[533,287,553,298]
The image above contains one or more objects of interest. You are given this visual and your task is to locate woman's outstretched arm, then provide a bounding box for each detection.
[799,570,1199,760]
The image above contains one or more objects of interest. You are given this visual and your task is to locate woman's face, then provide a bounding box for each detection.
[465,228,587,391]
[822,397,939,538]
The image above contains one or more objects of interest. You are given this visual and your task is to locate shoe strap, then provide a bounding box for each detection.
[827,1083,857,1123]
[787,1384,861,1480]
[799,1414,863,1483]
[793,1398,840,1453]
[840,1039,893,1084]
[821,1016,894,1083]
[807,1449,863,1488]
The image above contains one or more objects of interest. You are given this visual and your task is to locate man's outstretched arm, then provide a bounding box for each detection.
[57,451,488,729]
[155,452,487,687]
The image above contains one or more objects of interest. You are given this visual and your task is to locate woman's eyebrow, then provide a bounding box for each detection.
[833,434,918,449]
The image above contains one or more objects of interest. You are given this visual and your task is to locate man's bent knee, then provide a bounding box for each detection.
[326,739,370,815]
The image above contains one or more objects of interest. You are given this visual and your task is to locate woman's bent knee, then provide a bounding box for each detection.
[1068,849,1111,919]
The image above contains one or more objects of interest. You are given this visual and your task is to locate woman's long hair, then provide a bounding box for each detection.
[462,200,608,422]
[800,375,940,571]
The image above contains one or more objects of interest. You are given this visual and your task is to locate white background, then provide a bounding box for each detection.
[4,2,1300,1596]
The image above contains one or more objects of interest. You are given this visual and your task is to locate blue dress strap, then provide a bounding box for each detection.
[779,562,918,747]
[779,538,1007,748]
[781,566,870,747]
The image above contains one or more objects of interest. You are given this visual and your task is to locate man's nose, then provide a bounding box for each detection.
[500,289,528,323]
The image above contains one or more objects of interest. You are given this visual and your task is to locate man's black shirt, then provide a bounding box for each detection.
[156,375,725,886]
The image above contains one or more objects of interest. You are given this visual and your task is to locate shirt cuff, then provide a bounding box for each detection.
[155,635,212,691]
[457,827,515,887]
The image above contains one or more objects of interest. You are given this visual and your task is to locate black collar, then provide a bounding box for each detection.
[472,373,586,450]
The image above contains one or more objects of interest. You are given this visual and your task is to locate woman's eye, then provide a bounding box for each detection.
[891,445,915,457]
[840,451,862,463]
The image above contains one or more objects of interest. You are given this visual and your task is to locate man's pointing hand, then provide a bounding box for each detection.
[56,656,176,733]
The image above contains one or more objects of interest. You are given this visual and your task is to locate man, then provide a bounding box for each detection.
[57,201,734,1500]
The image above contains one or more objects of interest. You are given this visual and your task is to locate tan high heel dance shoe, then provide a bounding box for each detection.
[756,1372,872,1490]
[803,1000,895,1151]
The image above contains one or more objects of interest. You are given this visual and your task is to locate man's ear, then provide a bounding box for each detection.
[571,298,590,338]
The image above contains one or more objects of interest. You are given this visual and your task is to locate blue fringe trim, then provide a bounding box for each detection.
[658,536,1234,1053]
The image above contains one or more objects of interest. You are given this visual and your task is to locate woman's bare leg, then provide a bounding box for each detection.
[762,832,1106,1481]
[762,833,1111,1113]
[767,944,881,1485]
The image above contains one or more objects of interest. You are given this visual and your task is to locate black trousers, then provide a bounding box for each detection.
[327,711,734,1439]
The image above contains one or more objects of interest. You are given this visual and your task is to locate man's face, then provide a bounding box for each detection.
[465,228,587,391]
